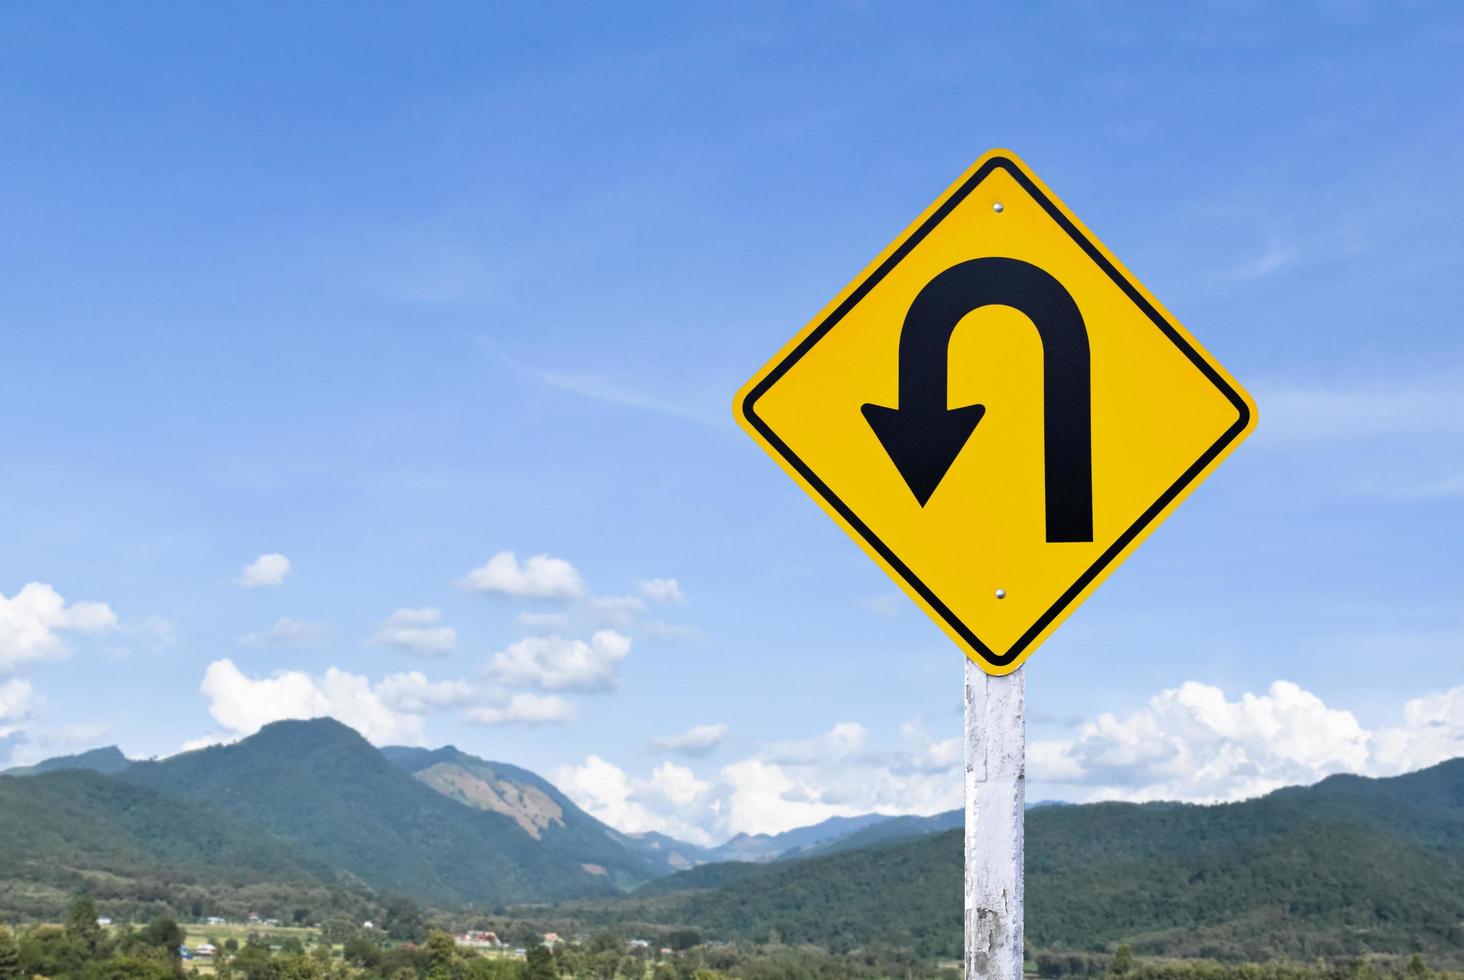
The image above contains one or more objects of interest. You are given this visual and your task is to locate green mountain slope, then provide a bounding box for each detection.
[0,769,357,921]
[120,719,649,906]
[1,745,132,777]
[614,759,1464,964]
[381,744,697,878]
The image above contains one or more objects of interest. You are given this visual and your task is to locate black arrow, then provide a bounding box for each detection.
[861,256,1094,542]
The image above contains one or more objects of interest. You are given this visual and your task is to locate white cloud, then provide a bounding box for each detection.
[555,755,664,833]
[560,719,963,842]
[197,658,432,746]
[1028,679,1464,803]
[0,679,37,733]
[716,758,863,837]
[370,608,456,657]
[3,723,110,768]
[553,755,713,845]
[486,630,630,692]
[0,583,119,673]
[638,578,684,604]
[238,553,291,589]
[648,761,709,807]
[552,681,1464,844]
[650,722,728,757]
[1370,685,1464,776]
[468,693,576,726]
[462,551,583,599]
[764,721,866,765]
[375,672,476,713]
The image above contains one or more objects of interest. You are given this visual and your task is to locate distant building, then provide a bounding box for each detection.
[541,933,561,947]
[205,917,227,926]
[195,944,218,958]
[362,921,375,931]
[628,939,649,950]
[454,932,500,949]
[95,918,112,928]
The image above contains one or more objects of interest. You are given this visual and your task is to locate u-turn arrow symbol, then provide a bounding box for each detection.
[861,256,1094,543]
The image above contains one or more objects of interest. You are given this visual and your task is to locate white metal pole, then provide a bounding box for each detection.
[965,659,1026,980]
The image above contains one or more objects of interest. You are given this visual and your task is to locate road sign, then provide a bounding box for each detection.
[734,150,1256,674]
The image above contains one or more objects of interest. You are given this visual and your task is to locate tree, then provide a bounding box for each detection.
[382,896,428,944]
[1409,955,1430,978]
[320,919,357,946]
[426,931,459,980]
[343,937,381,969]
[66,895,103,954]
[524,945,558,980]
[1110,945,1133,976]
[142,917,185,959]
[0,927,21,980]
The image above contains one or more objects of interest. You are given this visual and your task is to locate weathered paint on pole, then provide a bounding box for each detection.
[965,659,1025,980]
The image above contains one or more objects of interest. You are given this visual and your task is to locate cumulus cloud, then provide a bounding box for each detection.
[650,722,728,757]
[1372,685,1464,775]
[1029,680,1464,803]
[649,761,710,806]
[638,578,684,603]
[370,608,456,657]
[197,658,434,746]
[0,679,37,733]
[375,672,476,713]
[468,693,576,726]
[0,583,118,673]
[486,630,630,692]
[558,681,1464,844]
[558,718,964,842]
[764,721,867,765]
[237,553,290,589]
[463,551,583,599]
[553,755,712,845]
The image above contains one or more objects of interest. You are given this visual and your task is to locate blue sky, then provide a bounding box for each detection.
[2,2,1462,844]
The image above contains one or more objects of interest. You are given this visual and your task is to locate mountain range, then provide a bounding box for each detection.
[4,719,1464,965]
[615,759,1464,963]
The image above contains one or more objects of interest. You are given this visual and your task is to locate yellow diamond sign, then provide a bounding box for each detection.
[734,150,1257,674]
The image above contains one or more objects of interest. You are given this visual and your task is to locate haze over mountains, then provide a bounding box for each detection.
[4,718,1464,964]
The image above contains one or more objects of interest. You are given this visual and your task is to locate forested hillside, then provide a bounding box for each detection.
[612,759,1464,964]
[0,770,362,921]
[120,719,657,906]
[4,717,1462,968]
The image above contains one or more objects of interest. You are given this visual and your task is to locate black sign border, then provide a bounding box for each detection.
[740,156,1253,668]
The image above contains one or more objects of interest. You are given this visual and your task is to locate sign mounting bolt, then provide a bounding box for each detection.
[993,202,1005,213]
[995,588,1007,599]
